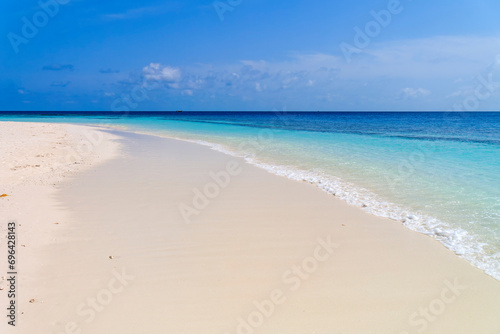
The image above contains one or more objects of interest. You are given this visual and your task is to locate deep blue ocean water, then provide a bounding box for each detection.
[1,111,499,280]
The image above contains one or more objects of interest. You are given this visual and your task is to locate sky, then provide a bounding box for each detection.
[1,0,500,111]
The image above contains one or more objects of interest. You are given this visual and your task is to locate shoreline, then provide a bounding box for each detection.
[1,121,499,333]
[87,124,500,282]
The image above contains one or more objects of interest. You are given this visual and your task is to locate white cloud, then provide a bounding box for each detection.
[342,35,500,80]
[401,88,431,99]
[126,35,500,110]
[104,4,182,20]
[445,87,476,99]
[142,63,181,82]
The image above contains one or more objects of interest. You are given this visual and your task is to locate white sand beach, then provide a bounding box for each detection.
[1,121,499,334]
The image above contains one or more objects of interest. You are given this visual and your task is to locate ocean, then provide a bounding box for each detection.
[1,111,499,281]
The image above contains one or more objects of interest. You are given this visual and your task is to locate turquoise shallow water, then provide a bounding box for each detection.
[1,112,499,280]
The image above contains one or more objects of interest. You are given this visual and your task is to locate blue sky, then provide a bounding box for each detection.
[1,0,500,111]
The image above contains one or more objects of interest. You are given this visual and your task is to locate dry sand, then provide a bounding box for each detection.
[0,122,120,333]
[1,122,499,334]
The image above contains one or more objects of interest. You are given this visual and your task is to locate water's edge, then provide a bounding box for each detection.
[106,125,499,282]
